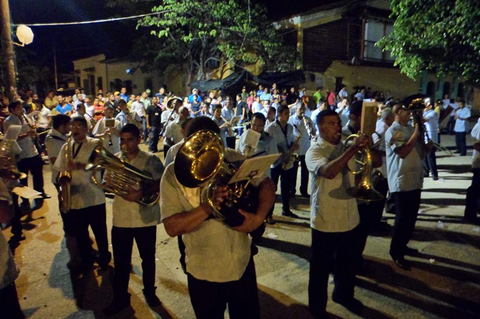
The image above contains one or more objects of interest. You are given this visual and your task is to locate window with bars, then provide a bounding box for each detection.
[363,20,395,62]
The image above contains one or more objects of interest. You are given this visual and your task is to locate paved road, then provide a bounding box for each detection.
[3,134,480,319]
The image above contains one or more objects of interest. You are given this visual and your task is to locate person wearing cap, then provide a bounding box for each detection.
[385,102,425,270]
[188,88,202,103]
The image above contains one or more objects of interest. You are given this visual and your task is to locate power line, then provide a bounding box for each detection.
[21,11,166,27]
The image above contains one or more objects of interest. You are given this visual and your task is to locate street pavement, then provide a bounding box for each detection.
[3,134,480,319]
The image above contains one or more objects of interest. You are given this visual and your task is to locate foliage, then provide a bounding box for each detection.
[377,0,480,84]
[135,0,296,82]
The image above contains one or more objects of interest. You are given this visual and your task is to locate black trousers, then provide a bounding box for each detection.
[455,132,467,155]
[465,168,480,219]
[17,155,45,195]
[390,189,421,259]
[111,226,157,301]
[291,155,309,195]
[271,164,294,212]
[308,226,362,317]
[0,283,25,319]
[424,147,438,178]
[66,204,110,266]
[187,257,260,319]
[226,136,236,149]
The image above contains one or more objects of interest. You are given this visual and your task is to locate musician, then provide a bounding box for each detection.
[161,97,182,156]
[237,112,278,227]
[306,109,368,318]
[4,101,49,210]
[0,178,25,319]
[44,114,82,268]
[288,103,316,197]
[53,117,111,272]
[103,124,164,316]
[160,117,275,319]
[71,103,94,134]
[92,105,121,154]
[386,103,424,270]
[265,103,298,219]
[164,106,190,155]
[423,101,439,180]
[115,99,135,128]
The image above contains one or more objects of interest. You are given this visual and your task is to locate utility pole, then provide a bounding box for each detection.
[0,0,17,100]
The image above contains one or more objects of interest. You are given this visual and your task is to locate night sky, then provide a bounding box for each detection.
[9,0,333,72]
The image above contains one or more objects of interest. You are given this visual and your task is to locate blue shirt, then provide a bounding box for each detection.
[385,121,423,192]
[454,107,471,133]
[55,104,73,114]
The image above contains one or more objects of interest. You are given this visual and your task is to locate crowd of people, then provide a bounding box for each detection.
[0,82,478,318]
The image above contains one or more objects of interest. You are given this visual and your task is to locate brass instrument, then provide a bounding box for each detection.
[405,94,431,159]
[58,135,72,213]
[282,125,302,170]
[344,134,383,201]
[85,145,159,206]
[174,130,258,227]
[0,138,27,180]
[303,116,316,140]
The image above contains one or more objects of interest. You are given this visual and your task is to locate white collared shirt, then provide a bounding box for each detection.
[305,138,360,232]
[45,129,69,184]
[54,137,105,209]
[92,117,122,154]
[112,150,164,228]
[4,114,38,160]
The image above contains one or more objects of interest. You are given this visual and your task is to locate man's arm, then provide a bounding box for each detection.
[393,125,420,159]
[234,177,275,233]
[320,136,368,179]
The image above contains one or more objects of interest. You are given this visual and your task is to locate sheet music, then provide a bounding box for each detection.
[228,153,281,184]
[244,130,260,149]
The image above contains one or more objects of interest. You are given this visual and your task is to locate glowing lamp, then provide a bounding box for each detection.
[16,25,34,46]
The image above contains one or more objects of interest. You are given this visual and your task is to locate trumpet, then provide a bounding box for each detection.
[86,145,159,206]
[344,134,383,202]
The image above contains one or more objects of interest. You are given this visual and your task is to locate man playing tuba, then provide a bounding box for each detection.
[103,124,164,316]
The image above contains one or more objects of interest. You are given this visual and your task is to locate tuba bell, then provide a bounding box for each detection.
[85,145,159,206]
[0,137,27,180]
[344,134,383,202]
[174,130,258,227]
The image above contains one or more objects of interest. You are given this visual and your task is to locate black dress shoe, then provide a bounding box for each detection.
[405,247,419,255]
[393,258,411,270]
[144,292,161,307]
[282,210,299,218]
[103,300,131,316]
[41,193,51,199]
[301,193,310,198]
[332,296,364,315]
[265,216,276,225]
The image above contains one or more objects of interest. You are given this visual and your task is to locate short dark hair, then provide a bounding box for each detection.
[52,114,71,129]
[186,116,220,136]
[277,103,289,115]
[252,112,266,124]
[71,117,88,128]
[120,123,140,138]
[8,100,22,112]
[213,104,222,112]
[316,109,338,127]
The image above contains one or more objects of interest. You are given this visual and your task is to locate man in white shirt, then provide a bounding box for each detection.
[306,109,368,318]
[454,100,471,156]
[160,117,275,319]
[54,117,111,273]
[92,105,121,154]
[423,101,439,179]
[103,124,164,316]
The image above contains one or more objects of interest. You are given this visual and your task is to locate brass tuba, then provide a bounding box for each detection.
[344,134,383,202]
[85,145,159,206]
[58,135,72,213]
[0,137,27,180]
[405,94,431,159]
[174,130,258,227]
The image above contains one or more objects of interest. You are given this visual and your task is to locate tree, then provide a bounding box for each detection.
[137,0,296,84]
[378,0,480,84]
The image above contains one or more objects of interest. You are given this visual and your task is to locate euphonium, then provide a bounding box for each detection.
[0,138,27,180]
[344,134,383,202]
[174,130,258,227]
[58,135,72,213]
[405,94,431,158]
[85,145,159,206]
